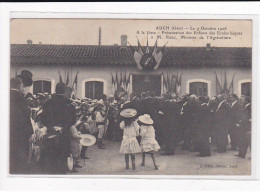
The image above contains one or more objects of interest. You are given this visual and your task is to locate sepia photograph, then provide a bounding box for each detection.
[9,18,252,176]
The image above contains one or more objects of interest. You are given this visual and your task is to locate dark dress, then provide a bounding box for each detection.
[197,103,211,156]
[10,89,33,174]
[40,94,76,174]
[214,101,229,153]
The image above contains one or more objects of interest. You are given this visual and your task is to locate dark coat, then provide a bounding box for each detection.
[228,101,241,125]
[237,103,251,157]
[139,97,158,120]
[214,101,229,152]
[228,101,244,148]
[40,94,76,173]
[10,89,33,174]
[197,103,211,155]
[160,100,179,152]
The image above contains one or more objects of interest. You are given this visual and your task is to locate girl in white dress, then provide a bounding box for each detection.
[139,114,160,170]
[119,108,141,170]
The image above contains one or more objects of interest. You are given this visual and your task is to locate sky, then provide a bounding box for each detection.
[10,19,252,47]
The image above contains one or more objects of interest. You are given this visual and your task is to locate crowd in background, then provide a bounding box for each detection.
[10,70,251,174]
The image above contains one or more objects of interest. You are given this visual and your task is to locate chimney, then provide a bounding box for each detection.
[27,39,32,44]
[121,35,127,46]
[98,27,102,46]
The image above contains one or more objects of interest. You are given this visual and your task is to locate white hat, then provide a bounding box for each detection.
[80,134,96,146]
[120,108,137,118]
[138,114,154,125]
[67,155,73,171]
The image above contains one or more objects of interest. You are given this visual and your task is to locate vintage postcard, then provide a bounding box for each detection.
[9,18,252,177]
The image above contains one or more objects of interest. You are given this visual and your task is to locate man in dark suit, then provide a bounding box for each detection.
[41,82,76,174]
[236,96,251,158]
[160,99,179,155]
[10,77,33,174]
[214,94,229,153]
[181,94,199,151]
[228,94,240,150]
[197,97,211,157]
[139,92,158,120]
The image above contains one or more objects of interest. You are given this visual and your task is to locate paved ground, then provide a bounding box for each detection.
[68,140,251,176]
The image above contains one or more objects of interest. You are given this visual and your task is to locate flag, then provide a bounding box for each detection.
[127,41,136,54]
[123,71,127,89]
[72,71,78,90]
[162,73,167,92]
[15,68,18,77]
[228,73,236,94]
[137,38,144,55]
[119,70,123,86]
[153,40,163,70]
[159,42,168,53]
[223,72,228,94]
[215,72,222,94]
[152,39,158,55]
[71,71,78,98]
[58,71,63,83]
[178,73,182,86]
[177,73,182,95]
[145,38,150,54]
[111,73,115,86]
[66,72,69,86]
[126,73,131,90]
[115,72,119,89]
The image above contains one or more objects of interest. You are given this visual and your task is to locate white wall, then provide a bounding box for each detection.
[11,64,252,98]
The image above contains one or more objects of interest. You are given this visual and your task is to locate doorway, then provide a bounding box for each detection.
[132,74,161,97]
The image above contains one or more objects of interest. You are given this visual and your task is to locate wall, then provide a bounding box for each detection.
[11,64,252,98]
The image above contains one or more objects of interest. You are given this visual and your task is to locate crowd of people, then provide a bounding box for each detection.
[10,70,251,174]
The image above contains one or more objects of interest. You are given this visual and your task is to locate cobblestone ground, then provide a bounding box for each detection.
[68,140,251,176]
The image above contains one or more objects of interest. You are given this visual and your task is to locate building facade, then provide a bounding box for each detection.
[10,44,252,99]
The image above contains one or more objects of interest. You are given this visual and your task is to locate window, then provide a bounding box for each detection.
[85,81,104,100]
[33,80,51,95]
[241,82,251,97]
[189,82,208,96]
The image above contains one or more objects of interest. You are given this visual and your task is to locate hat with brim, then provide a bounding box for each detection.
[16,70,33,87]
[80,134,96,146]
[138,114,154,125]
[120,108,137,118]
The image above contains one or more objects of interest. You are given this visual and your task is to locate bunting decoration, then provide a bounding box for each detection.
[128,38,167,71]
[111,69,131,92]
[215,71,236,95]
[162,72,182,95]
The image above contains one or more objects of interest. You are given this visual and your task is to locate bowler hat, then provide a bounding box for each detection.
[16,70,33,87]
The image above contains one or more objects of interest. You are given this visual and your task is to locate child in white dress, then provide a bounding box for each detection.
[119,108,141,170]
[139,114,160,170]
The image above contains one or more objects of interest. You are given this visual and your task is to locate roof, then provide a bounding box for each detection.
[11,44,252,67]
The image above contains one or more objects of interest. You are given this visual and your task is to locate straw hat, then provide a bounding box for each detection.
[120,108,137,118]
[138,114,154,125]
[80,134,96,146]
